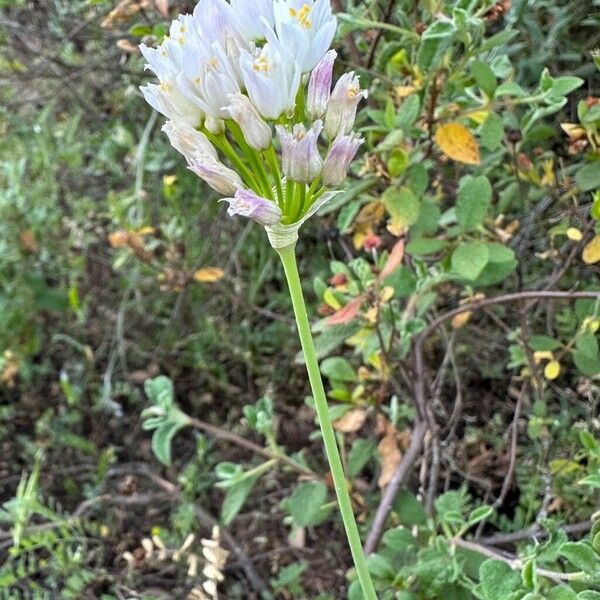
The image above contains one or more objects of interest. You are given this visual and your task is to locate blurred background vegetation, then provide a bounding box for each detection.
[0,1,599,599]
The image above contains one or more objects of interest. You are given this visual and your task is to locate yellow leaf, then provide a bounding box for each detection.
[193,267,225,283]
[583,235,600,265]
[544,360,561,380]
[452,311,471,329]
[533,351,554,363]
[323,288,342,310]
[566,227,583,241]
[435,122,481,165]
[468,110,489,125]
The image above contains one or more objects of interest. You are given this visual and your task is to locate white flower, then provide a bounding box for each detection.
[276,120,323,183]
[240,42,302,120]
[188,153,243,195]
[229,0,275,40]
[140,78,203,126]
[221,189,283,226]
[224,94,272,151]
[162,121,217,164]
[324,72,368,139]
[177,41,241,125]
[270,0,337,72]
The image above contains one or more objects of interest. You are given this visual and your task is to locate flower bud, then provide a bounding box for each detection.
[276,120,323,183]
[188,153,243,196]
[322,133,363,187]
[324,72,368,139]
[162,120,217,165]
[221,189,282,226]
[307,50,336,119]
[224,93,272,151]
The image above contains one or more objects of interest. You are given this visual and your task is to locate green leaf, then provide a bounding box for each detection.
[473,243,517,287]
[406,237,446,255]
[382,526,418,551]
[467,505,494,527]
[521,559,536,590]
[383,186,421,229]
[417,21,456,71]
[396,94,421,130]
[288,481,328,527]
[456,175,492,231]
[478,560,522,600]
[393,490,427,526]
[388,148,409,177]
[150,419,188,466]
[452,242,490,280]
[577,593,600,600]
[575,164,600,192]
[320,357,357,383]
[580,473,600,488]
[144,375,174,407]
[548,588,577,600]
[495,81,527,97]
[310,322,362,361]
[559,541,598,574]
[221,475,260,526]
[529,335,562,352]
[480,113,504,151]
[548,76,584,97]
[348,439,376,478]
[366,553,395,579]
[471,60,497,97]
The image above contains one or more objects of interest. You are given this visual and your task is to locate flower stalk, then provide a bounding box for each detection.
[276,242,377,600]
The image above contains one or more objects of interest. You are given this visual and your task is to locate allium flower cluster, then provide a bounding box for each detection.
[140,0,367,248]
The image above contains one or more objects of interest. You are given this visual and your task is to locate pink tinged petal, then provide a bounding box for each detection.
[224,93,272,151]
[222,189,282,226]
[276,120,323,183]
[322,133,363,187]
[188,154,243,196]
[324,72,368,139]
[307,49,337,119]
[162,121,217,164]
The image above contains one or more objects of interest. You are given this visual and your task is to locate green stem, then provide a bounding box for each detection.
[265,147,284,207]
[276,244,378,600]
[226,121,273,200]
[203,129,260,192]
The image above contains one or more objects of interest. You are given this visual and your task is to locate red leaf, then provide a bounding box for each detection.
[327,297,362,326]
[379,239,405,280]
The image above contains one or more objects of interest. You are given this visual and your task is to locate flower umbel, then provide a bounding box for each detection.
[139,0,367,246]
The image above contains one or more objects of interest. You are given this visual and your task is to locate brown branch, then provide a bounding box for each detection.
[363,420,427,554]
[187,417,319,480]
[479,520,593,546]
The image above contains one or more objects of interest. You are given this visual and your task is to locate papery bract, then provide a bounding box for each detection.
[224,93,272,151]
[322,133,363,187]
[222,189,282,226]
[307,49,336,119]
[324,72,368,139]
[276,121,324,183]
